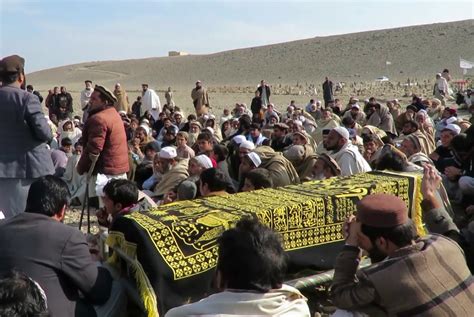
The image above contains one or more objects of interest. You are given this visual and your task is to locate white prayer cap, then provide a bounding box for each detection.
[139,124,150,135]
[141,118,150,126]
[159,146,177,159]
[194,154,213,169]
[118,110,127,115]
[294,120,303,127]
[205,127,214,134]
[316,100,322,105]
[436,73,442,77]
[233,135,246,145]
[174,112,183,117]
[443,124,461,135]
[351,103,360,109]
[246,152,261,167]
[240,140,255,150]
[208,114,216,120]
[446,116,458,124]
[332,127,350,141]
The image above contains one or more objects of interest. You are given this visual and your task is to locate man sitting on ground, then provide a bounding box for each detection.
[153,147,189,199]
[330,192,473,315]
[199,168,229,197]
[0,176,114,317]
[165,217,310,316]
[325,127,371,176]
[241,168,273,192]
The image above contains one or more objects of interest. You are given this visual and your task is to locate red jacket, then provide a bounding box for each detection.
[77,106,129,175]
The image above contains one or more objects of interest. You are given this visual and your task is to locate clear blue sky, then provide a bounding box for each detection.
[1,0,472,72]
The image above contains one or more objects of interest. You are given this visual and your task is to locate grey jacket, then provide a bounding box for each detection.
[0,85,54,178]
[0,212,112,316]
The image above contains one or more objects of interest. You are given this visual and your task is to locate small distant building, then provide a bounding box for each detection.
[168,51,189,57]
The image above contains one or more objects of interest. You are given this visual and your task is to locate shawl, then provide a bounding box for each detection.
[378,105,398,136]
[165,284,310,317]
[314,118,339,143]
[253,146,300,187]
[142,89,162,120]
[191,87,210,114]
[365,111,381,127]
[114,88,130,113]
[361,125,386,147]
[153,159,189,197]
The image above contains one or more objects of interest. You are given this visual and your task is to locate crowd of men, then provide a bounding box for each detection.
[0,54,473,316]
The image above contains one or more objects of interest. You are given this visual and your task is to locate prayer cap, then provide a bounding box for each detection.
[94,85,117,104]
[351,103,360,110]
[159,147,177,159]
[246,152,261,168]
[357,194,408,228]
[194,154,213,169]
[332,127,350,141]
[443,124,461,135]
[233,135,246,145]
[0,55,25,74]
[240,140,255,150]
[205,127,214,134]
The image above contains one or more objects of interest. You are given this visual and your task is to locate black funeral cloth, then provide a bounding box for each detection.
[107,171,424,315]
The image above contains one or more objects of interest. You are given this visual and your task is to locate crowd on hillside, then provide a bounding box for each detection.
[0,55,473,317]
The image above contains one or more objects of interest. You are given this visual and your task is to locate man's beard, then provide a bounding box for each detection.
[368,245,387,263]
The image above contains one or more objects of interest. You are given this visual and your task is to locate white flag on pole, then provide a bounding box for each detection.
[460,58,474,69]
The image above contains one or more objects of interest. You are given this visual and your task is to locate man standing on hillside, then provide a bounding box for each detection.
[77,85,129,204]
[59,86,73,118]
[165,86,175,108]
[81,80,93,122]
[434,73,449,106]
[257,80,271,108]
[322,77,334,107]
[141,84,161,121]
[0,55,54,219]
[191,80,210,116]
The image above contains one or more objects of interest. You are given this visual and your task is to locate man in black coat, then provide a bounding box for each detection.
[0,55,54,219]
[0,176,114,317]
[322,77,334,107]
[257,80,271,108]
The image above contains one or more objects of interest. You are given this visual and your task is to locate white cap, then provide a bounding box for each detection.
[240,140,255,150]
[205,127,215,134]
[443,124,461,135]
[246,152,261,167]
[446,117,458,124]
[118,110,127,115]
[332,127,350,141]
[159,146,177,159]
[194,154,213,169]
[233,135,246,145]
[140,124,150,135]
[351,103,360,109]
